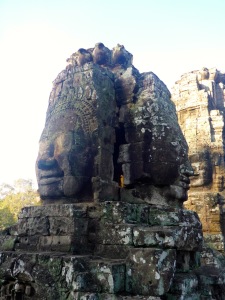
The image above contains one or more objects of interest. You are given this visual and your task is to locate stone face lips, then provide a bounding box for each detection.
[172,67,225,250]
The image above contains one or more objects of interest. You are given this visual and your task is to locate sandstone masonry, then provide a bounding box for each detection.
[172,67,225,251]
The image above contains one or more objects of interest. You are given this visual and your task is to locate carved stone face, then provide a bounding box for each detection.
[189,151,212,187]
[36,54,117,202]
[118,72,193,203]
[36,112,94,199]
[36,45,192,204]
[164,162,194,202]
[148,117,193,202]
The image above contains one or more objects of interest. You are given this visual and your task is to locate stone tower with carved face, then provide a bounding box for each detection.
[36,43,193,208]
[172,67,225,251]
[3,45,222,300]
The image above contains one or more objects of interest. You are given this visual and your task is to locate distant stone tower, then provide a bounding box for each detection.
[172,67,225,251]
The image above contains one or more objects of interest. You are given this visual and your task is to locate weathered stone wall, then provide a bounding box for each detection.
[0,203,204,299]
[172,67,225,251]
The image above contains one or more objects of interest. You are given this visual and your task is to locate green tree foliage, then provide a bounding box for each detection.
[0,207,15,230]
[0,183,15,199]
[0,179,40,230]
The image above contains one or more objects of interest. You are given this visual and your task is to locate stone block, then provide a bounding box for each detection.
[123,125,143,144]
[37,253,64,283]
[122,162,144,185]
[39,235,72,252]
[120,202,138,224]
[64,254,93,268]
[100,201,137,224]
[204,233,224,251]
[120,188,147,204]
[15,236,39,251]
[195,265,225,289]
[99,201,150,224]
[98,148,115,179]
[90,259,126,293]
[126,248,176,296]
[149,207,202,229]
[37,235,94,255]
[17,216,50,236]
[1,252,37,279]
[169,273,198,295]
[176,251,201,272]
[97,223,133,245]
[19,204,87,218]
[174,226,203,251]
[71,237,94,255]
[133,226,203,251]
[72,272,97,292]
[118,142,144,164]
[206,218,221,233]
[49,216,72,235]
[133,226,175,248]
[73,293,120,300]
[121,297,162,300]
[49,217,89,236]
[201,220,219,233]
[136,205,150,224]
[92,178,119,202]
[165,294,200,300]
[149,207,180,226]
[94,244,131,259]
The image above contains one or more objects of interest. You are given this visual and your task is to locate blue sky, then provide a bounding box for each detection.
[1,0,225,185]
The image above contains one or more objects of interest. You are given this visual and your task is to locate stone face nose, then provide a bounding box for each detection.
[183,167,194,177]
[37,143,57,170]
[180,161,194,177]
[37,157,57,170]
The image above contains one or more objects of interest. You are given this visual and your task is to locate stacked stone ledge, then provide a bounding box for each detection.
[0,201,204,299]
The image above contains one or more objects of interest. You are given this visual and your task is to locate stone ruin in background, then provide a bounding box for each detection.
[172,68,225,251]
[0,44,225,299]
